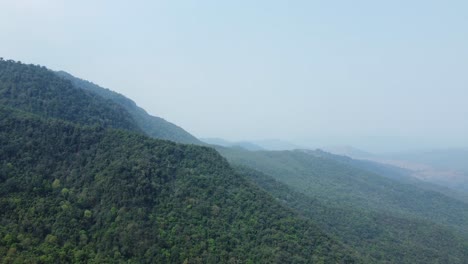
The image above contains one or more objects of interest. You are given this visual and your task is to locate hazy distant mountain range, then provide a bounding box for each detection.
[201,138,301,151]
[325,146,468,194]
[200,138,264,151]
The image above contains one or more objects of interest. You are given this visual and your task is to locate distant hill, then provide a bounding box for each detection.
[386,148,468,173]
[56,71,201,145]
[201,138,264,151]
[218,147,468,235]
[253,139,302,151]
[382,149,468,192]
[311,149,468,204]
[201,138,301,151]
[235,165,468,264]
[325,144,468,194]
[218,147,468,263]
[322,145,376,160]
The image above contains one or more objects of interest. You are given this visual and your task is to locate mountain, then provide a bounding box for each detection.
[201,138,301,151]
[3,58,467,263]
[383,149,468,193]
[252,139,301,151]
[217,146,468,263]
[387,148,468,173]
[0,59,139,132]
[0,60,358,262]
[322,146,376,160]
[56,71,201,145]
[0,58,201,145]
[201,138,264,151]
[218,147,468,234]
[326,145,468,195]
[311,149,468,204]
[234,165,468,264]
[0,106,358,263]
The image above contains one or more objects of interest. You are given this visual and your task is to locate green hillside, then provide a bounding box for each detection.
[235,165,468,263]
[218,147,468,236]
[312,149,468,204]
[0,59,139,132]
[0,106,358,263]
[56,71,201,145]
[0,59,201,145]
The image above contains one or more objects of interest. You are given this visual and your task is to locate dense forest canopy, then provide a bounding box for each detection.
[234,165,468,263]
[217,147,468,263]
[0,59,139,132]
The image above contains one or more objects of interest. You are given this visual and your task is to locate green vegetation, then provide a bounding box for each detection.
[0,60,359,262]
[235,165,468,263]
[0,107,357,263]
[218,147,468,263]
[0,58,201,146]
[56,71,201,145]
[312,149,468,204]
[218,147,468,235]
[0,59,139,132]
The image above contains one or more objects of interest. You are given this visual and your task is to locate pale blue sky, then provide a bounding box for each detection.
[1,0,467,152]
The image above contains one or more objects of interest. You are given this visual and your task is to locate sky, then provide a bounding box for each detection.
[1,0,467,152]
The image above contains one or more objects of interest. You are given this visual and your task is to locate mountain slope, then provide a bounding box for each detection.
[383,149,468,193]
[313,149,468,204]
[56,71,201,145]
[387,149,468,173]
[235,165,468,264]
[0,59,139,132]
[201,138,264,151]
[252,139,301,151]
[218,147,468,236]
[0,106,358,263]
[325,145,468,195]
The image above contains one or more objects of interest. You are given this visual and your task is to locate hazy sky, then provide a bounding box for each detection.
[1,0,467,152]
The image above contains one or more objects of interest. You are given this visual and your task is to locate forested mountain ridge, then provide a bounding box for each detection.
[218,147,468,236]
[0,59,201,145]
[217,146,468,262]
[234,165,468,264]
[326,146,468,195]
[56,71,202,145]
[201,138,264,151]
[0,106,359,263]
[309,149,468,204]
[0,59,139,132]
